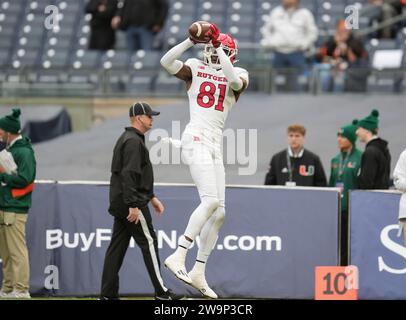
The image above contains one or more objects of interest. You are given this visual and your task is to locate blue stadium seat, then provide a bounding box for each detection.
[0,49,10,67]
[27,0,54,13]
[41,48,70,68]
[1,1,26,14]
[130,50,161,70]
[101,50,130,69]
[70,50,101,69]
[11,48,40,68]
[0,0,402,94]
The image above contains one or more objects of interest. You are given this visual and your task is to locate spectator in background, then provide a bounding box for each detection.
[262,0,318,91]
[356,110,391,189]
[86,0,118,51]
[0,109,36,299]
[343,39,370,92]
[315,20,369,92]
[111,0,168,51]
[366,0,399,39]
[265,124,327,187]
[318,20,354,63]
[393,149,406,246]
[329,120,363,265]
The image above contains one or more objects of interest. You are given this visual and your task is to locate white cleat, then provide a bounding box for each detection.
[189,270,218,299]
[164,254,192,285]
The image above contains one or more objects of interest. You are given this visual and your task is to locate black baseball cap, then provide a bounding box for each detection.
[129,102,160,117]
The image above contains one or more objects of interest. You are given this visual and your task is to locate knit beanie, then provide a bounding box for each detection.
[357,109,379,133]
[0,109,22,134]
[338,119,358,146]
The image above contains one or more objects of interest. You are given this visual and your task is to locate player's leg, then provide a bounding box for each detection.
[189,155,225,299]
[165,138,220,284]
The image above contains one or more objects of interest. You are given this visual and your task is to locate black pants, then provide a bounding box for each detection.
[100,206,166,298]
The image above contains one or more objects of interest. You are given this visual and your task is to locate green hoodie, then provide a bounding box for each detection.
[329,148,363,212]
[0,136,36,213]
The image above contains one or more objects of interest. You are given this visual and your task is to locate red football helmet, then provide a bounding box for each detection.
[203,33,238,69]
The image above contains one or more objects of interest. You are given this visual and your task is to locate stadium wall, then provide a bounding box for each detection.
[1,183,404,299]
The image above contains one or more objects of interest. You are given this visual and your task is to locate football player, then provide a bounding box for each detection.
[160,23,249,299]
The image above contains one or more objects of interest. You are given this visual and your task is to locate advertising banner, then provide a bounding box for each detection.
[0,183,339,298]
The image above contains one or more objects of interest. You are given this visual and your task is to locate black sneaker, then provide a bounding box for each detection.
[155,289,186,300]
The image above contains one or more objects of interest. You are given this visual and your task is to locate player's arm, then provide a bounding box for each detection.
[209,24,248,99]
[160,38,194,82]
[216,46,248,101]
[216,47,246,91]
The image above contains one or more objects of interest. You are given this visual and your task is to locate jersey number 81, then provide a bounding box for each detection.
[197,81,226,112]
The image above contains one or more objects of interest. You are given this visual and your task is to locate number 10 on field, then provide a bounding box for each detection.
[315,266,359,300]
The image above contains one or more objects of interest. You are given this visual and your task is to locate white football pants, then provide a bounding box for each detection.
[181,130,226,262]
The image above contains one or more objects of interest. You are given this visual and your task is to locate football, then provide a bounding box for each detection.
[188,21,212,43]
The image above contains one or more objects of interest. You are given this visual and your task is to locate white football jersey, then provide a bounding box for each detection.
[184,58,249,134]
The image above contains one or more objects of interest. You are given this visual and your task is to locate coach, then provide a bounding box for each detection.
[100,102,182,300]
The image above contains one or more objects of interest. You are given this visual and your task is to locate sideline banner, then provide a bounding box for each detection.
[0,183,339,298]
[350,190,405,300]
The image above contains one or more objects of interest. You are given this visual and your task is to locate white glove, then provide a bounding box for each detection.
[161,137,181,148]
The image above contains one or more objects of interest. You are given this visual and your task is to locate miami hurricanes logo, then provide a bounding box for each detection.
[299,165,315,176]
[348,162,356,168]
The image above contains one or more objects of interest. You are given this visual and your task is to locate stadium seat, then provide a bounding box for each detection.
[170,0,196,16]
[0,49,10,67]
[155,73,183,93]
[130,50,161,69]
[101,50,130,69]
[71,50,101,69]
[45,35,72,50]
[1,1,25,14]
[59,1,81,13]
[0,0,403,95]
[0,24,17,38]
[41,48,70,68]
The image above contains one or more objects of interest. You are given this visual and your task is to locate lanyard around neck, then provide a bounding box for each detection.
[338,152,350,178]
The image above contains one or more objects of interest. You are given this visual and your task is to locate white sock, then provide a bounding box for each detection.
[173,235,193,263]
[192,260,206,275]
[191,208,226,276]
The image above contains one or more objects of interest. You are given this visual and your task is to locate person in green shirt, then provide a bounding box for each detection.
[329,120,362,266]
[0,109,36,299]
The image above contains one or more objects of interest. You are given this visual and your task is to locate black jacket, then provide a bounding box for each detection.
[265,149,327,187]
[318,34,356,62]
[358,137,391,189]
[109,127,154,217]
[86,0,117,50]
[116,0,169,31]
